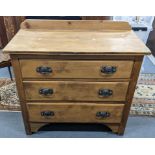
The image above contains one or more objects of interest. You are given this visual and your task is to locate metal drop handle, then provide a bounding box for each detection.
[39,88,53,96]
[41,111,55,117]
[36,66,52,74]
[98,89,113,97]
[101,66,117,74]
[96,111,110,118]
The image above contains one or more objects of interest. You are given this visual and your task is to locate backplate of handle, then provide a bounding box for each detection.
[41,111,55,117]
[98,89,113,97]
[39,88,53,96]
[101,66,117,74]
[36,66,52,74]
[96,111,110,118]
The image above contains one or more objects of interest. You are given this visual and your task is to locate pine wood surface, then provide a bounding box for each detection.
[27,103,124,123]
[3,20,150,55]
[23,81,129,102]
[20,60,133,79]
[5,20,151,135]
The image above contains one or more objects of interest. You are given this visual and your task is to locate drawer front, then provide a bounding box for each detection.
[20,60,133,79]
[24,81,129,101]
[27,103,124,123]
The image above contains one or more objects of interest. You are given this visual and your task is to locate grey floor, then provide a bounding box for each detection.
[0,112,155,138]
[0,56,155,138]
[141,56,155,73]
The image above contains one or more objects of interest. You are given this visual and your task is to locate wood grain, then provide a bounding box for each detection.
[20,19,131,30]
[4,20,150,135]
[3,20,150,55]
[10,55,32,135]
[27,103,124,123]
[29,122,120,133]
[23,81,129,101]
[20,60,133,79]
[118,56,143,135]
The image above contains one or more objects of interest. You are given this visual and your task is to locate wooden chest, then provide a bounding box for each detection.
[3,20,150,135]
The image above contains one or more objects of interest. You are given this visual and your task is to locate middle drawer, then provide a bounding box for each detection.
[23,81,129,101]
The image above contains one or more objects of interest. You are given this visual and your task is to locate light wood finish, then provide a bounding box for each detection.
[30,122,119,133]
[20,60,133,79]
[20,19,131,30]
[3,20,151,135]
[106,124,120,133]
[27,103,124,123]
[14,53,142,60]
[3,20,150,55]
[10,55,31,134]
[24,81,129,101]
[3,30,150,55]
[30,122,48,133]
[118,56,143,135]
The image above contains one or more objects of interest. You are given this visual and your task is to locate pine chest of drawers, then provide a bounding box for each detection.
[3,20,150,135]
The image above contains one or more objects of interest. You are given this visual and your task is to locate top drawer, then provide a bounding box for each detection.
[20,60,133,79]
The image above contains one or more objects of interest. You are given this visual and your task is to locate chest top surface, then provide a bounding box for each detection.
[3,19,151,55]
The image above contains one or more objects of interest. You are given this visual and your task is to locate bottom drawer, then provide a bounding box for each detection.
[27,103,124,123]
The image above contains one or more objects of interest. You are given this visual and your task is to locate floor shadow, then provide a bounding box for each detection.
[39,123,112,132]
